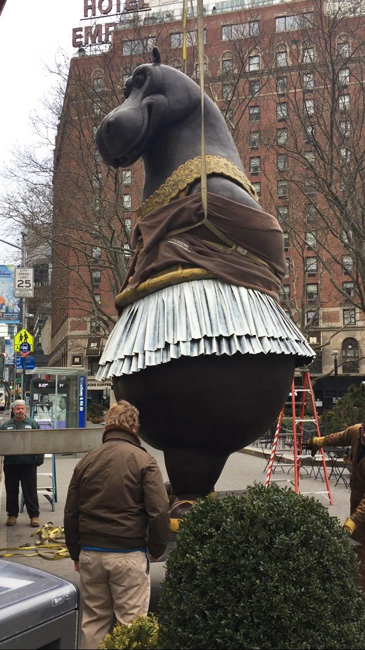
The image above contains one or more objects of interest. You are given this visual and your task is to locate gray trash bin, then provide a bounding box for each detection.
[0,560,79,649]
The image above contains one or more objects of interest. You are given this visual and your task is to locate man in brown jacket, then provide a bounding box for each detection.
[307,420,365,588]
[64,400,170,649]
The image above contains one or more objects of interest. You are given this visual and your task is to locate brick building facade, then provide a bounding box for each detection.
[51,0,365,408]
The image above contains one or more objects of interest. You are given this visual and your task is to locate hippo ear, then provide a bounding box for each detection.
[152,46,161,64]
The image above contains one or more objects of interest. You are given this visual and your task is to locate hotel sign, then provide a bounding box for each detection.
[73,0,150,48]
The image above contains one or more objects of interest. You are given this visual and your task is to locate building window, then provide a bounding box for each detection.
[304,125,315,143]
[277,128,288,146]
[304,99,315,116]
[93,293,101,305]
[305,180,316,197]
[343,309,356,326]
[92,102,102,117]
[305,204,317,221]
[249,131,260,149]
[88,356,100,375]
[122,72,130,87]
[252,182,261,197]
[276,76,287,94]
[303,72,314,90]
[342,337,359,373]
[123,37,156,56]
[306,283,318,301]
[277,206,288,223]
[283,231,289,251]
[339,67,350,85]
[305,256,318,275]
[171,29,206,49]
[277,154,288,171]
[222,83,234,100]
[249,157,260,175]
[306,310,319,326]
[276,50,288,67]
[122,170,132,184]
[340,147,351,165]
[302,47,315,64]
[249,105,260,122]
[338,94,350,112]
[124,217,132,233]
[277,180,288,198]
[285,258,290,277]
[248,55,260,72]
[342,254,353,273]
[276,103,288,121]
[91,270,101,287]
[304,151,315,165]
[195,62,208,78]
[276,13,312,32]
[222,57,233,76]
[305,231,317,249]
[123,194,131,210]
[222,21,259,40]
[250,80,260,96]
[337,41,350,58]
[90,320,101,334]
[343,281,354,301]
[94,149,102,164]
[339,120,351,138]
[93,75,104,91]
[279,285,290,301]
[92,246,101,259]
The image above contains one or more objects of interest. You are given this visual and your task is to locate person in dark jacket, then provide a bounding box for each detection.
[307,420,365,588]
[1,399,43,527]
[64,400,170,650]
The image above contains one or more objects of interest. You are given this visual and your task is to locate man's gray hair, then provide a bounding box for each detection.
[13,399,26,407]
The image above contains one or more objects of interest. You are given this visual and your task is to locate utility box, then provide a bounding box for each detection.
[0,560,79,649]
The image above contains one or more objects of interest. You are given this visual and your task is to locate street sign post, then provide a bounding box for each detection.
[14,329,34,353]
[14,268,34,298]
[16,355,35,369]
[19,342,31,357]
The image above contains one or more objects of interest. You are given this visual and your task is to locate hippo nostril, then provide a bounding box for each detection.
[105,121,111,135]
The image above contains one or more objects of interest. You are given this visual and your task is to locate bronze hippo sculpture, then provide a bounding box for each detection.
[96,48,314,509]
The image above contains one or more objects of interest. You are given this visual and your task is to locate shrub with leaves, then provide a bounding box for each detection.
[99,614,160,649]
[158,483,365,650]
[321,384,365,434]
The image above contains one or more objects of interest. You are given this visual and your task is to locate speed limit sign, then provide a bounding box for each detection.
[14,268,34,298]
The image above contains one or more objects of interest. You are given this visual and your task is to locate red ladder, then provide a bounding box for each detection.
[265,369,333,505]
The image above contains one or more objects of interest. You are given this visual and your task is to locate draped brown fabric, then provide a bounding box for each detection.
[119,192,285,307]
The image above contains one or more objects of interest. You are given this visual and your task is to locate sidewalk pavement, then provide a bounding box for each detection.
[0,442,352,586]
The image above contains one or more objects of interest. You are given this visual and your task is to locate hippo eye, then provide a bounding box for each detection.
[133,71,146,89]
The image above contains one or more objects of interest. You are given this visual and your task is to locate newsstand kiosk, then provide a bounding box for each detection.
[28,367,87,429]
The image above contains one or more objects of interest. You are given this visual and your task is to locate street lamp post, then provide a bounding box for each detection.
[0,234,27,400]
[331,349,339,403]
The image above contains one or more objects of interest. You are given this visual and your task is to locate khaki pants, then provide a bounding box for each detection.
[79,550,150,650]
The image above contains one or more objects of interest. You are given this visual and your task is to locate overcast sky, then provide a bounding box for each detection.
[0,0,83,261]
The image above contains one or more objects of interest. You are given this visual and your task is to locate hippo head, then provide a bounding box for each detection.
[96,47,201,168]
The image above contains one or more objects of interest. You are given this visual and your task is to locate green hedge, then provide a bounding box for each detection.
[158,484,365,649]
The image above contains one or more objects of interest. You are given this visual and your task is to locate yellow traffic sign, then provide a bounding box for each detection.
[14,329,34,352]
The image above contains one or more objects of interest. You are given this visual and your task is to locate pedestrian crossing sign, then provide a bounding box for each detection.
[14,328,34,352]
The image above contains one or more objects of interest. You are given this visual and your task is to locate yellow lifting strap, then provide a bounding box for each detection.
[0,523,70,560]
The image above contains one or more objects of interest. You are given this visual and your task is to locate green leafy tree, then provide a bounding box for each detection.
[321,384,365,433]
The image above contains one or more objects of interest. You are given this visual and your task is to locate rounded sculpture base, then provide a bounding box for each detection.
[113,353,295,496]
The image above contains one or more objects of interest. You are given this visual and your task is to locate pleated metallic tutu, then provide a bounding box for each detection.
[96,279,314,378]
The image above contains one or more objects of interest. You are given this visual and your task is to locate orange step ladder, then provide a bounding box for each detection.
[265,368,333,505]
